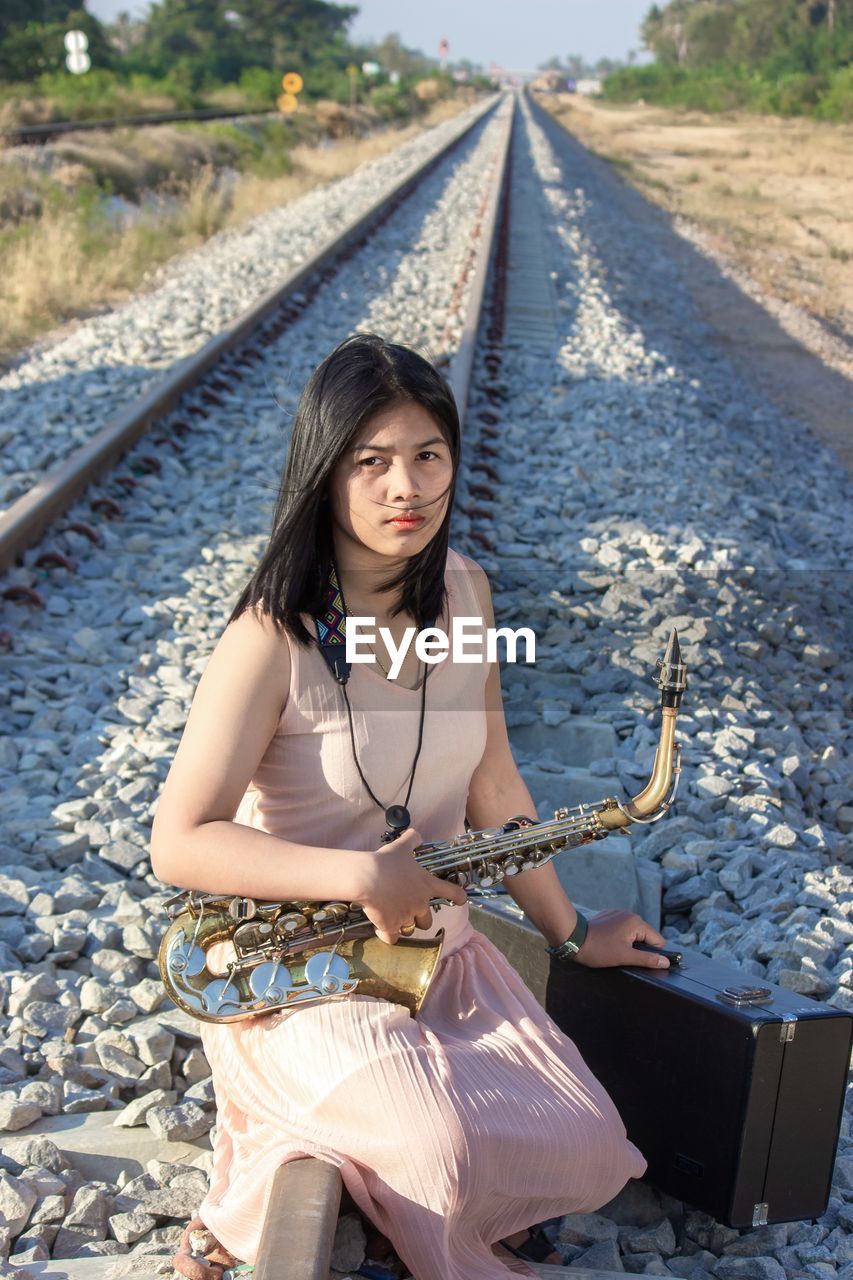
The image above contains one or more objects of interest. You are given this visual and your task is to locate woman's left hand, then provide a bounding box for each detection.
[574,909,671,969]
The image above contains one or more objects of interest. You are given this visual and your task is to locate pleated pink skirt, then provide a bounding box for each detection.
[197,918,646,1280]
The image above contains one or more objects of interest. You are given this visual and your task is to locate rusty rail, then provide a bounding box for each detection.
[0,95,501,575]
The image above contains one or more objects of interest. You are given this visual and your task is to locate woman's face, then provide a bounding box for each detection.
[328,399,454,567]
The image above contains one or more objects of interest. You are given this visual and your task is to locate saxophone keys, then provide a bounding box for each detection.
[201,977,241,1016]
[503,858,520,875]
[228,897,257,922]
[305,951,351,996]
[249,960,292,1001]
[233,921,273,950]
[184,945,208,978]
[279,912,308,935]
[478,861,501,887]
[169,940,207,978]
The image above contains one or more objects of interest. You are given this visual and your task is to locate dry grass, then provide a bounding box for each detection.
[0,97,469,364]
[51,125,237,197]
[538,93,853,338]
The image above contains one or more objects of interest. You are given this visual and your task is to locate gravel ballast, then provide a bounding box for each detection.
[1,90,851,1279]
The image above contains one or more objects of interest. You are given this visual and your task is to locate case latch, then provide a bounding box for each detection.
[752,1202,769,1227]
[717,985,772,1007]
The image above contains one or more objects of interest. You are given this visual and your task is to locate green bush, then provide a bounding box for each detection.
[754,70,828,114]
[814,64,853,120]
[603,64,754,111]
[237,67,280,110]
[603,60,852,118]
[241,120,294,178]
[369,84,412,121]
[0,67,197,122]
[605,0,852,122]
[33,68,132,118]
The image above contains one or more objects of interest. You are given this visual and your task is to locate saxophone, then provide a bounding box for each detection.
[158,630,686,1023]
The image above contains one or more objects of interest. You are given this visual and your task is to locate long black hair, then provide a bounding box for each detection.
[229,333,461,643]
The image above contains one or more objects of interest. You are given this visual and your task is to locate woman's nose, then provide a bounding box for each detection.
[388,462,420,500]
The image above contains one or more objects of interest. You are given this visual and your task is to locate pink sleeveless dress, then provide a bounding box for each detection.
[196,548,646,1280]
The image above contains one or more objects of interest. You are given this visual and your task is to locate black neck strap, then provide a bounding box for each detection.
[314,562,433,840]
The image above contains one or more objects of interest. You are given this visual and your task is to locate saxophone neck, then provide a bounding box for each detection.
[622,627,687,823]
[657,626,687,712]
[415,630,688,867]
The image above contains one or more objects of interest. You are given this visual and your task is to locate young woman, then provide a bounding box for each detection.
[151,333,670,1280]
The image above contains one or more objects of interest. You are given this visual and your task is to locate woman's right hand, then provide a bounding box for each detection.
[356,828,468,945]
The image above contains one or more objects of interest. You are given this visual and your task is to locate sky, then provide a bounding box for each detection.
[84,0,653,70]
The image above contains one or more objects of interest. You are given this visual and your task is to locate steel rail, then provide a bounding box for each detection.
[445,98,514,425]
[0,95,502,576]
[0,107,281,145]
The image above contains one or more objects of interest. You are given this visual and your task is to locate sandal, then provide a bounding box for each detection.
[499,1225,562,1266]
[171,1216,241,1280]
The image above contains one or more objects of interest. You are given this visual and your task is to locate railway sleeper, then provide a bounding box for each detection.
[255,1158,343,1280]
[250,1156,578,1279]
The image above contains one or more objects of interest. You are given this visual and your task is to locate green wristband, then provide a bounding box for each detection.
[545,912,589,963]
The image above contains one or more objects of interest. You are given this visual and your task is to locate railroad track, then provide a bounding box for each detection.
[0,93,501,578]
[0,90,560,1280]
[0,108,282,146]
[0,87,584,1280]
[1,85,850,1280]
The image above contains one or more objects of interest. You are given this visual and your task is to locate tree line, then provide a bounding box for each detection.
[606,0,852,117]
[0,0,446,107]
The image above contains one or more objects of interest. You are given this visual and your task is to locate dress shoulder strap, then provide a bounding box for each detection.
[446,546,486,619]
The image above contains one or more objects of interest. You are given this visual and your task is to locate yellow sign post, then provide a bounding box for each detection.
[278,72,303,113]
[346,63,359,107]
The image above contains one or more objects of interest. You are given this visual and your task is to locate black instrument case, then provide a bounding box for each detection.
[545,949,852,1228]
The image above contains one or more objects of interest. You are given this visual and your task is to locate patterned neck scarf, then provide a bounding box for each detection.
[315,562,350,684]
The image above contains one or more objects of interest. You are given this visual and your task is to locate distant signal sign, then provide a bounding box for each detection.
[64,29,88,52]
[64,29,90,74]
[278,71,304,113]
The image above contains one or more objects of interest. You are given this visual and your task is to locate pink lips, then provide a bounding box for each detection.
[387,513,425,529]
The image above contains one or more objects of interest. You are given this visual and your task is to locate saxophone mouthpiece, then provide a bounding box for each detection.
[657,627,687,710]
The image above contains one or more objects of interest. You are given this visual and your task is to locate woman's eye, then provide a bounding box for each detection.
[417,450,440,461]
[358,456,384,468]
